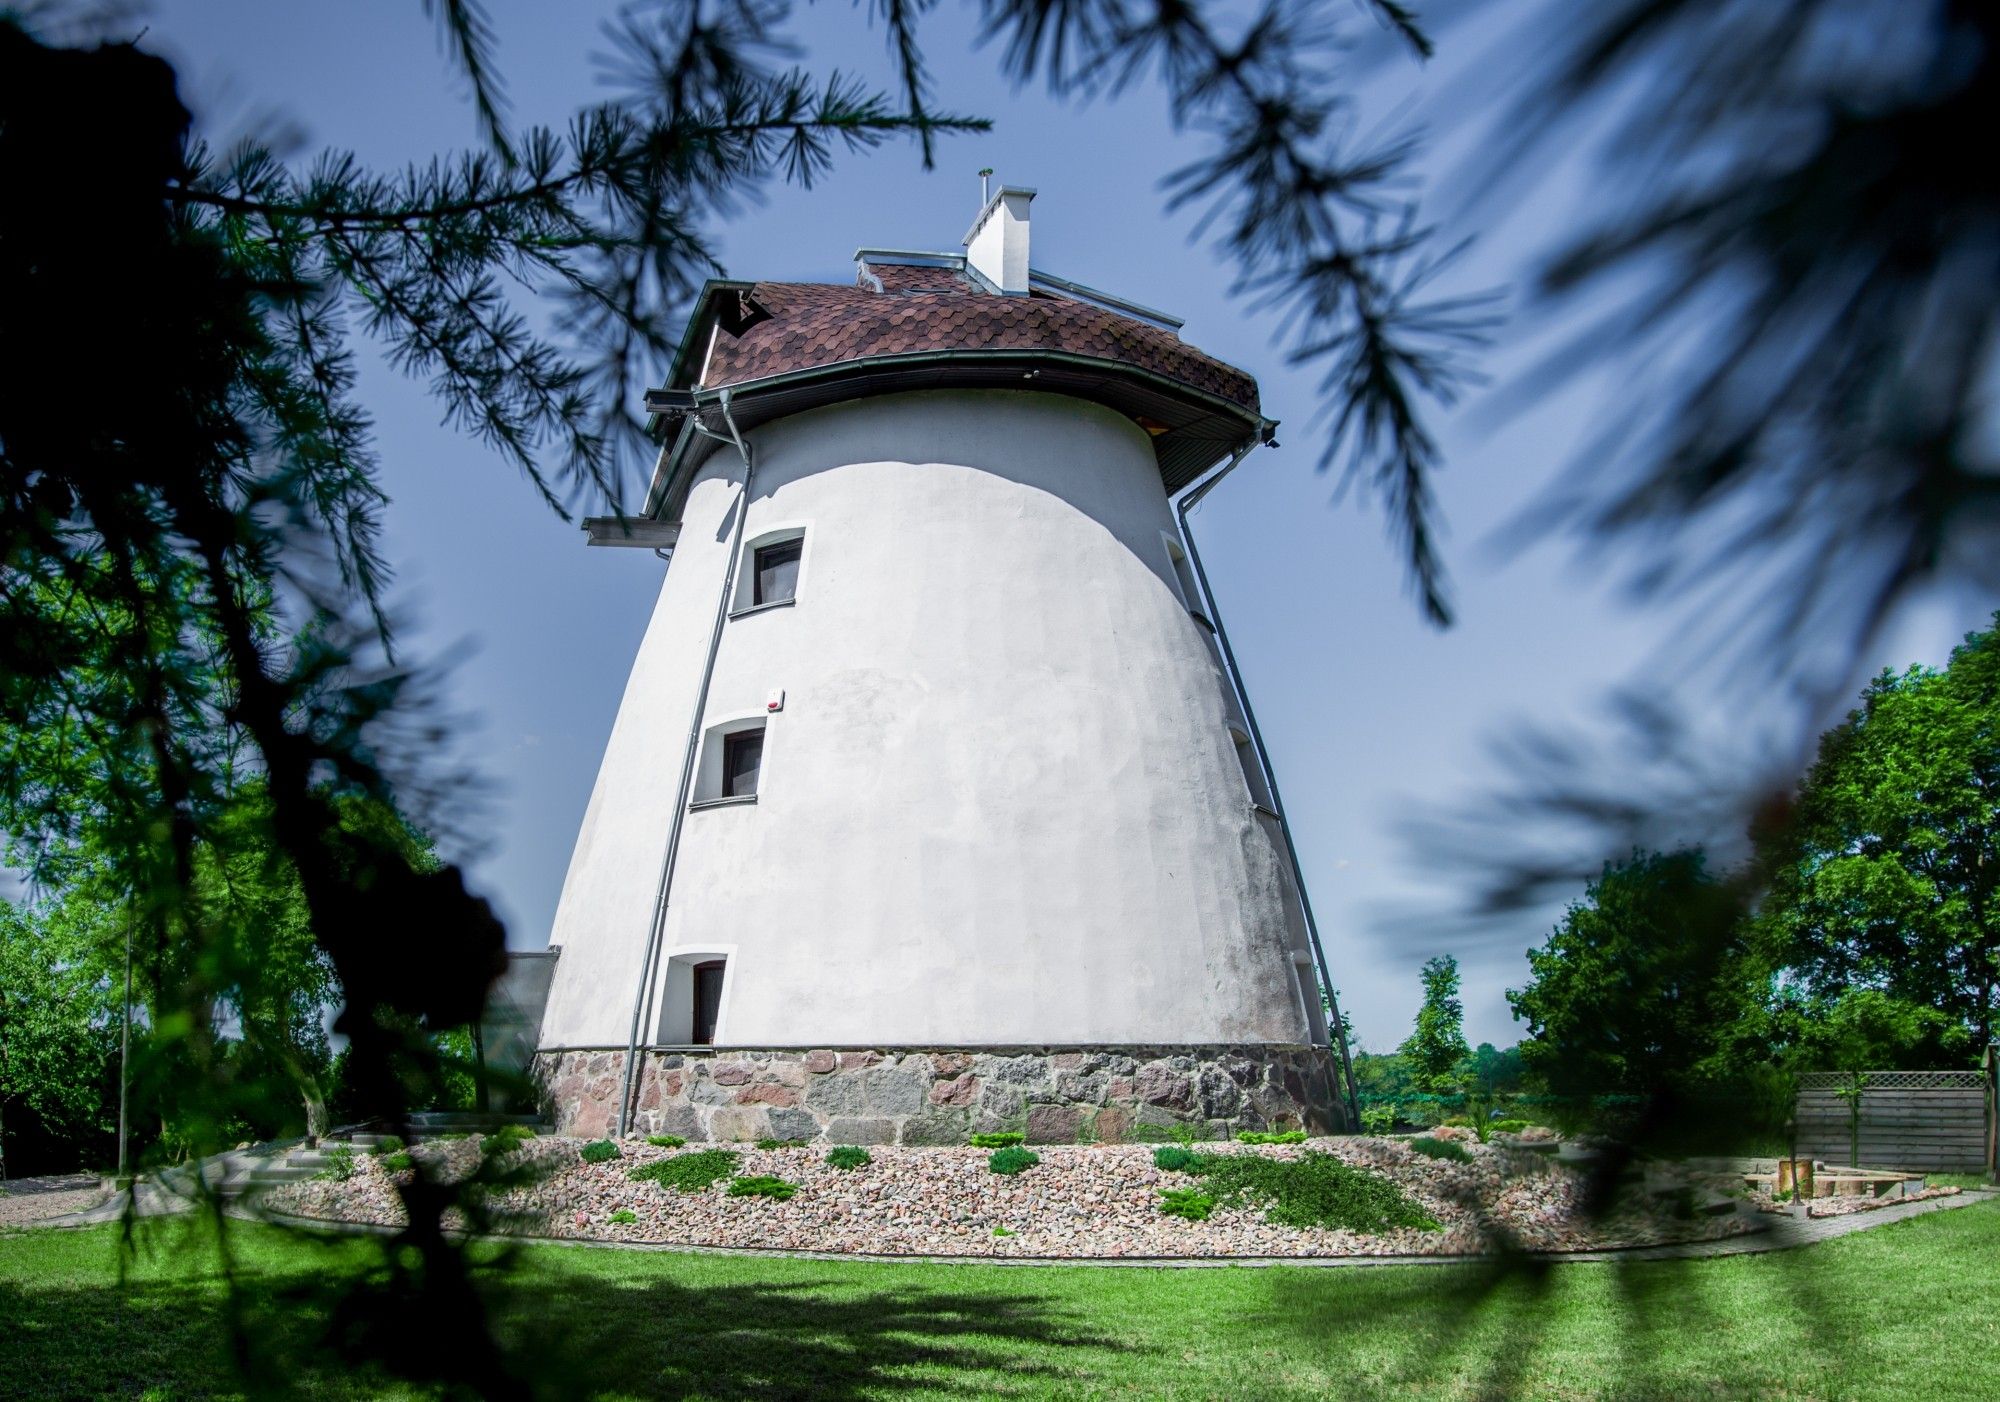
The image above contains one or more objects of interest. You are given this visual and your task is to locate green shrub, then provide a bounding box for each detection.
[627,1149,740,1192]
[1153,1145,1200,1173]
[371,1135,404,1155]
[1407,1137,1472,1165]
[825,1146,871,1171]
[1158,1187,1215,1221]
[755,1137,810,1150]
[1488,1119,1530,1135]
[1360,1107,1397,1136]
[1236,1130,1308,1145]
[482,1125,535,1156]
[381,1151,414,1173]
[608,1209,637,1225]
[579,1139,621,1164]
[727,1175,798,1200]
[1180,1150,1440,1232]
[969,1132,1025,1148]
[987,1147,1039,1175]
[316,1146,356,1182]
[645,1134,686,1149]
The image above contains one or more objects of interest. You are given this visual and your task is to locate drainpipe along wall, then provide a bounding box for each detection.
[613,389,756,1137]
[1176,443,1364,1130]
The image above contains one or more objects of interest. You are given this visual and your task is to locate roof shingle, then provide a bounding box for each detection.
[697,262,1259,414]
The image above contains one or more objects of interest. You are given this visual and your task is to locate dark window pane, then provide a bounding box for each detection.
[692,960,725,1045]
[722,729,763,798]
[754,538,802,606]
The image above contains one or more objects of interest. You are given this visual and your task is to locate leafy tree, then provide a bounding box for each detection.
[1465,1042,1525,1099]
[1508,850,1761,1098]
[1400,955,1471,1094]
[0,897,120,1179]
[1756,617,2000,1056]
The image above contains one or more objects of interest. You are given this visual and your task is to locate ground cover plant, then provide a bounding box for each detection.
[579,1140,620,1164]
[826,1146,871,1171]
[1407,1138,1474,1165]
[1237,1130,1308,1144]
[987,1147,1038,1176]
[316,1146,356,1182]
[628,1149,739,1193]
[608,1209,636,1225]
[1153,1146,1200,1172]
[756,1138,809,1150]
[1158,1187,1216,1221]
[646,1135,685,1149]
[727,1176,798,1201]
[1180,1151,1442,1233]
[969,1132,1024,1149]
[6,1205,1998,1398]
[380,1151,413,1174]
[482,1126,535,1157]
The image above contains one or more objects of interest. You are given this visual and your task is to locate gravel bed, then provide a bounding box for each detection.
[0,1174,108,1227]
[264,1136,1759,1259]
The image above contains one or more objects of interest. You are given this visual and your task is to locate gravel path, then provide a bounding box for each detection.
[0,1174,108,1227]
[264,1135,1765,1260]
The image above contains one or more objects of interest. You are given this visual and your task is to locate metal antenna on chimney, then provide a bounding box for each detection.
[979,167,993,205]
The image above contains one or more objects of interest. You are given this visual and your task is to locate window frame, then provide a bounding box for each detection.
[721,728,764,799]
[751,536,803,608]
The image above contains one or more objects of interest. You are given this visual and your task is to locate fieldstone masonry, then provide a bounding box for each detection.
[533,1045,1346,1144]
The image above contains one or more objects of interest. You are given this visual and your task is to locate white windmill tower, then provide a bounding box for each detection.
[532,188,1357,1145]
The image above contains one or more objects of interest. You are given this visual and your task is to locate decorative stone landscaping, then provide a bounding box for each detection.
[261,1134,1762,1260]
[533,1045,1347,1144]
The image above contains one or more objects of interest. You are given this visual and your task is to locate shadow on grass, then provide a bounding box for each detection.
[0,1225,1124,1401]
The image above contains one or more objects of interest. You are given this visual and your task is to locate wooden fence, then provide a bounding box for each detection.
[1795,1069,1993,1173]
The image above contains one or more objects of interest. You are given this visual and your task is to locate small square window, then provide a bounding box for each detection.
[722,729,763,798]
[753,538,802,607]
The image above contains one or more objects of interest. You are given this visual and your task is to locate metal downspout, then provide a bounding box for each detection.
[1176,444,1363,1131]
[614,389,756,1137]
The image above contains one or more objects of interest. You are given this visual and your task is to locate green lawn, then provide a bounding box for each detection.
[4,1200,1998,1400]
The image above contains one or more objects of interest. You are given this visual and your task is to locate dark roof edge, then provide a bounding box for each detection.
[640,348,1274,520]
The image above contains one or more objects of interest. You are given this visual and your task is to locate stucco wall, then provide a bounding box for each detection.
[538,389,1320,1052]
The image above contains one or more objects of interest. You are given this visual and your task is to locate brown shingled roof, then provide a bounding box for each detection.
[696,262,1259,414]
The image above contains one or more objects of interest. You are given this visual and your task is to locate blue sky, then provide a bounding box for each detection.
[140,0,1987,1049]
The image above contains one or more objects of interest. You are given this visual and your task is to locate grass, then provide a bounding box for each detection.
[3,1200,1997,1397]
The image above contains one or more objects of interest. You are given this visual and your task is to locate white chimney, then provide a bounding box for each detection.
[963,185,1035,294]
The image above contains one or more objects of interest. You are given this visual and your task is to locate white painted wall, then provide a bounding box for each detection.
[537,390,1321,1050]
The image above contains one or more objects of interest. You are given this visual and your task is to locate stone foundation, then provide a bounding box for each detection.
[532,1045,1347,1145]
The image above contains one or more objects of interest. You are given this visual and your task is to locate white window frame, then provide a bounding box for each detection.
[691,712,770,807]
[656,944,738,1045]
[730,522,813,617]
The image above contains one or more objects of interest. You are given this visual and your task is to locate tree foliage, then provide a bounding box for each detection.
[0,897,119,1179]
[1757,615,2000,1056]
[1399,955,1471,1093]
[1508,850,1762,1099]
